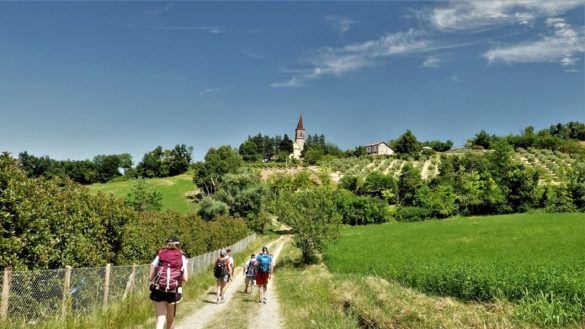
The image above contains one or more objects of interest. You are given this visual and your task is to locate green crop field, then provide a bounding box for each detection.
[324,213,585,326]
[87,172,198,213]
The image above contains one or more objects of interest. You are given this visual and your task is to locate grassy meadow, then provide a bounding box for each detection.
[87,172,198,213]
[324,213,585,326]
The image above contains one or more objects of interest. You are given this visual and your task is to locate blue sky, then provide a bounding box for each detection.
[1,1,584,162]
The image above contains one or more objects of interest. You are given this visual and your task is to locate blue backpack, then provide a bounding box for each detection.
[257,253,272,273]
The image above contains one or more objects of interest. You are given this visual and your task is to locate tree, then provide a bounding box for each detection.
[279,134,294,154]
[124,178,163,211]
[567,158,585,210]
[193,145,244,194]
[168,144,193,176]
[398,163,422,206]
[415,185,458,218]
[361,171,396,199]
[393,130,422,154]
[470,130,494,149]
[272,188,341,263]
[239,139,260,162]
[216,170,269,232]
[197,197,230,221]
[136,146,169,178]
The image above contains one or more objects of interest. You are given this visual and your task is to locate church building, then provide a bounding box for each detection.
[292,114,305,159]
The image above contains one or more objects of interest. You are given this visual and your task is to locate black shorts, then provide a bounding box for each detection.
[149,289,183,304]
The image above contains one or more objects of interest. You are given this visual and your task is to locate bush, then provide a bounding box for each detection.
[395,206,431,222]
[334,190,392,225]
[197,197,230,221]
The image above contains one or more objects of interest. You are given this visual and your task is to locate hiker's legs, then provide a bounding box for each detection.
[258,284,265,302]
[216,280,221,301]
[153,301,167,329]
[165,303,177,329]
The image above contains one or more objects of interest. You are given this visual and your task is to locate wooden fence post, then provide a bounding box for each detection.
[123,264,136,300]
[1,267,12,320]
[103,264,111,308]
[61,266,72,319]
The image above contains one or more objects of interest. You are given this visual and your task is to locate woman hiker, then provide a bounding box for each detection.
[149,237,188,329]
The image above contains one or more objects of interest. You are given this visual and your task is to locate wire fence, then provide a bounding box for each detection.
[0,234,256,323]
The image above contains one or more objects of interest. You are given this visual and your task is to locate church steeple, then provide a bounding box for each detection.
[296,114,304,130]
[294,114,305,153]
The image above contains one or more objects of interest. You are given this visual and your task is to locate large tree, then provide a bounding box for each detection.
[193,145,244,194]
[393,130,422,154]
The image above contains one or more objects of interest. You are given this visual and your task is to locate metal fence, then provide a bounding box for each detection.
[0,234,256,323]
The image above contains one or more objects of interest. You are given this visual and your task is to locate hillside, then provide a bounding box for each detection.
[87,172,198,213]
[319,148,581,185]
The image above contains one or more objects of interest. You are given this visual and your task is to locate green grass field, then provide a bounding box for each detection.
[87,173,198,214]
[324,213,585,326]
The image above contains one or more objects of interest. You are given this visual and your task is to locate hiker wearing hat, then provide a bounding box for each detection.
[149,237,188,329]
[255,246,273,304]
[213,249,231,304]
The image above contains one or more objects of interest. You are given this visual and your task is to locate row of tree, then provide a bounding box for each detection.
[0,152,247,270]
[239,134,294,162]
[17,144,193,185]
[469,122,585,153]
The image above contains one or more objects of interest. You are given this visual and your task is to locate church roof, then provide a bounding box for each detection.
[296,114,304,130]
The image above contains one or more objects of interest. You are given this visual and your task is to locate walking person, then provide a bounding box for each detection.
[149,237,188,329]
[213,250,231,304]
[226,248,235,280]
[255,246,273,304]
[243,253,257,293]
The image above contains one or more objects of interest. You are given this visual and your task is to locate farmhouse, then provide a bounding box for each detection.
[291,114,305,159]
[366,141,394,156]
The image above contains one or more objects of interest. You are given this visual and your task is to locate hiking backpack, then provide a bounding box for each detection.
[153,249,183,292]
[245,260,256,277]
[214,258,229,278]
[256,254,272,273]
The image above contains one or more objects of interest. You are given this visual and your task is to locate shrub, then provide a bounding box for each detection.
[197,197,229,221]
[334,189,392,225]
[395,206,432,222]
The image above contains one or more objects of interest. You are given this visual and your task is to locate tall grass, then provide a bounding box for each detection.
[324,213,585,326]
[276,241,528,329]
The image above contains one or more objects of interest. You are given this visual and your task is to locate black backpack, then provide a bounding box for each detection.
[214,258,227,278]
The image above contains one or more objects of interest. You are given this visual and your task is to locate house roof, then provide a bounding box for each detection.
[366,141,390,147]
[296,114,304,130]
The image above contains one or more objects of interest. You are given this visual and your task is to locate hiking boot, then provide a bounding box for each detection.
[263,297,267,304]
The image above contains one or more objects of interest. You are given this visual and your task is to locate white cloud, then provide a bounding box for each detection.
[239,48,266,59]
[484,17,584,65]
[128,25,222,34]
[145,2,175,15]
[421,55,441,68]
[199,87,224,95]
[324,15,355,36]
[271,29,432,87]
[449,75,461,82]
[427,0,585,31]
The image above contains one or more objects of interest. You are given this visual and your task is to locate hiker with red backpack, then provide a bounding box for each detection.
[149,237,188,329]
[213,250,231,304]
[255,246,273,304]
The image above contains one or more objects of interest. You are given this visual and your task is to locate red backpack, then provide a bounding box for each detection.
[153,249,183,292]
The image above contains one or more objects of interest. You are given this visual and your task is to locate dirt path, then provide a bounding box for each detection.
[247,237,287,329]
[175,236,287,329]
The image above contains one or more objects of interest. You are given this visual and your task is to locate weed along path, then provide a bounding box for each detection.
[175,236,288,329]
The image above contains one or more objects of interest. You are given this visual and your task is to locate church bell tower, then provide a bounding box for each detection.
[295,114,305,152]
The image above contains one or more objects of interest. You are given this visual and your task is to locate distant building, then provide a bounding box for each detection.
[366,142,394,156]
[292,114,305,159]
